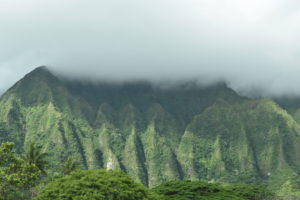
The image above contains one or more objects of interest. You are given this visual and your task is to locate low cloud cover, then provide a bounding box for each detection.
[0,0,300,96]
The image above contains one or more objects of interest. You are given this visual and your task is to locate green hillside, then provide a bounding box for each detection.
[1,67,300,196]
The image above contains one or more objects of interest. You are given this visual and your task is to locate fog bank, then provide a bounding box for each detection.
[1,0,300,96]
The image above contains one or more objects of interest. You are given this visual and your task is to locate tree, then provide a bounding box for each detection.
[0,142,41,200]
[61,157,81,175]
[225,184,276,200]
[152,180,243,200]
[24,142,48,175]
[34,169,161,200]
[152,181,277,200]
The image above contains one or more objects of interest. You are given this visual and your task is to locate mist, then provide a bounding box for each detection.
[0,0,300,96]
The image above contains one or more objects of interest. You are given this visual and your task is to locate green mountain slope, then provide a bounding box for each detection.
[1,67,300,194]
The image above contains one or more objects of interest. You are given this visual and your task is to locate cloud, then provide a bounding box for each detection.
[0,0,300,96]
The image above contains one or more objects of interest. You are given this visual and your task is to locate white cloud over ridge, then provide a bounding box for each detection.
[0,0,300,96]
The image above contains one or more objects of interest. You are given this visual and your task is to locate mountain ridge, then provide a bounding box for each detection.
[1,67,300,194]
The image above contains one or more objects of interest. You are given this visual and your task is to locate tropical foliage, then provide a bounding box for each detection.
[0,141,283,200]
[34,170,160,200]
[0,142,41,200]
[61,157,81,175]
[24,142,48,175]
[152,181,277,200]
[152,180,242,200]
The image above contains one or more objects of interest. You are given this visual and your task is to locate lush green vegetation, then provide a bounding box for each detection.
[35,172,278,200]
[0,142,42,200]
[152,180,242,200]
[225,184,276,200]
[2,142,277,200]
[1,67,300,198]
[34,170,160,200]
[152,180,278,200]
[24,142,49,175]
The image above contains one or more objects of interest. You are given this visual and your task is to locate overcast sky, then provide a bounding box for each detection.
[0,0,300,96]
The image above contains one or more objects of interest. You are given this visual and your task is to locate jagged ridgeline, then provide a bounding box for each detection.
[1,67,300,192]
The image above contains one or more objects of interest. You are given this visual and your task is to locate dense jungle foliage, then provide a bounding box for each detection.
[0,141,288,200]
[2,67,300,199]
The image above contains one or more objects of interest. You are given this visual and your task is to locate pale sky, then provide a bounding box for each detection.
[0,0,300,96]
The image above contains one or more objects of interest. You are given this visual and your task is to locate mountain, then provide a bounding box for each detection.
[1,67,300,194]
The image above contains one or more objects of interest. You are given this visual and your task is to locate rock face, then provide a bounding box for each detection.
[1,66,300,191]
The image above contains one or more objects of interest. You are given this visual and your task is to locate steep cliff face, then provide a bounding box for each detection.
[1,67,300,192]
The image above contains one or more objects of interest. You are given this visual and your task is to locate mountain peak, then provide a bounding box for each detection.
[22,66,55,80]
[30,65,49,72]
[2,66,61,105]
